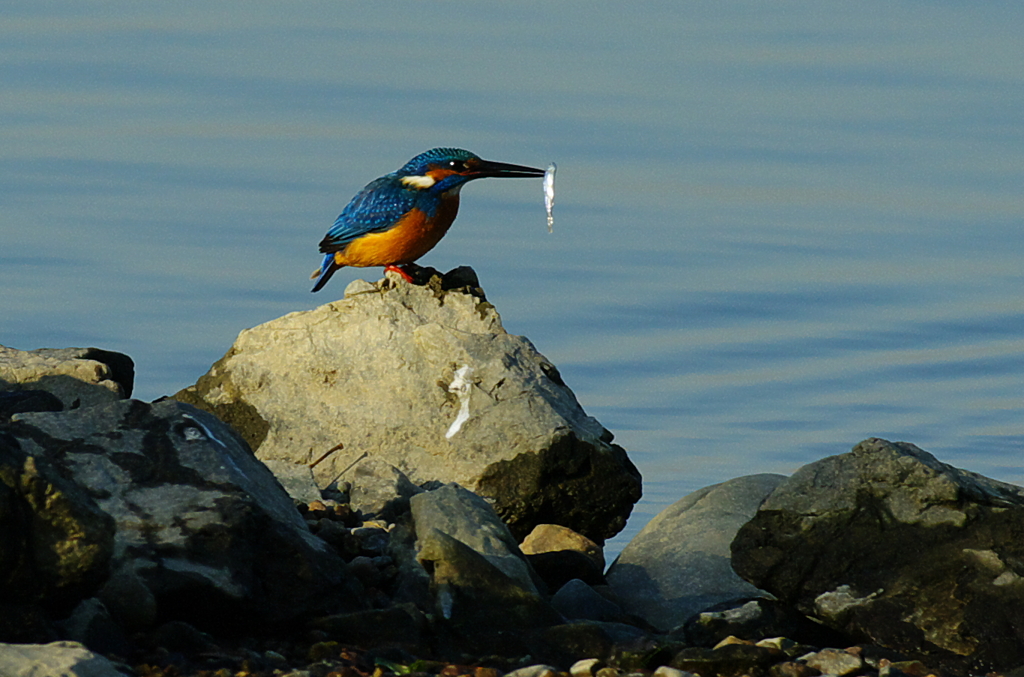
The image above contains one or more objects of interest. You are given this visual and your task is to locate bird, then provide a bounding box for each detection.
[310,147,545,292]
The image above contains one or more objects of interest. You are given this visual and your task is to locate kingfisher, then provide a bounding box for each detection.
[311,147,545,292]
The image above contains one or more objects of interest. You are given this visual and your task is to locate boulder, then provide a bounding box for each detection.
[0,345,133,408]
[411,483,544,596]
[731,438,1024,672]
[348,456,424,520]
[405,483,562,657]
[173,268,640,542]
[521,524,605,571]
[0,430,116,636]
[606,474,785,631]
[0,641,125,677]
[9,398,359,631]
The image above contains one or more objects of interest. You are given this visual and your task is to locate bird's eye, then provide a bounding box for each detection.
[448,160,466,171]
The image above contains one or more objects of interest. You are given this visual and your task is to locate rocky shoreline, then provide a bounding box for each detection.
[3,267,1024,677]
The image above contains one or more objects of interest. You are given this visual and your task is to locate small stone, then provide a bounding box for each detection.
[264,650,288,668]
[879,660,932,677]
[521,524,605,570]
[756,637,796,652]
[713,635,753,649]
[801,647,863,676]
[308,640,341,662]
[652,667,697,677]
[570,658,604,677]
[505,666,559,677]
[352,526,390,554]
[595,667,621,677]
[768,661,820,677]
[475,667,501,677]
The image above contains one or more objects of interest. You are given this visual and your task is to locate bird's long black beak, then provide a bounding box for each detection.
[473,158,546,179]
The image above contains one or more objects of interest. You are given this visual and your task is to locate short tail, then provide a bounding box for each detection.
[310,254,340,292]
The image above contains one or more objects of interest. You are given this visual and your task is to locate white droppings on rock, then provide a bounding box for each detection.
[445,364,474,439]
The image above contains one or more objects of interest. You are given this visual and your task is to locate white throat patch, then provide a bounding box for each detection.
[401,175,436,189]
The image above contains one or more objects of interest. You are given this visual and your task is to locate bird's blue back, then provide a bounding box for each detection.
[318,150,479,254]
[319,177,434,253]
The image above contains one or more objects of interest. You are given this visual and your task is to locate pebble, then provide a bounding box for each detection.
[504,665,559,677]
[569,658,604,677]
[652,667,698,677]
[713,635,752,648]
[801,647,863,676]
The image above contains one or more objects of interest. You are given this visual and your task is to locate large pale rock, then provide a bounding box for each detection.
[0,641,125,677]
[606,474,785,632]
[9,399,358,631]
[732,438,1024,672]
[174,268,640,542]
[0,345,134,409]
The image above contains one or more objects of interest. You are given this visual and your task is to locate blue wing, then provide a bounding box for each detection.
[318,176,421,254]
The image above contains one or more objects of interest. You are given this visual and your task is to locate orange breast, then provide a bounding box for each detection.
[336,195,460,268]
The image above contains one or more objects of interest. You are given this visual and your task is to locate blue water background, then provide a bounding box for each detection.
[4,3,1024,556]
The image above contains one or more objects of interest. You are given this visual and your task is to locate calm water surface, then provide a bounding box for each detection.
[4,3,1024,556]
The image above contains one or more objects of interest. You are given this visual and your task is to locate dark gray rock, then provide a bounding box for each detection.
[533,621,656,667]
[551,579,626,623]
[411,483,543,595]
[9,399,360,631]
[606,474,785,631]
[732,438,1024,672]
[0,431,116,634]
[408,483,563,657]
[527,550,605,591]
[0,390,64,419]
[674,598,849,649]
[56,598,131,658]
[418,529,563,658]
[310,604,428,654]
[348,456,423,520]
[174,268,640,543]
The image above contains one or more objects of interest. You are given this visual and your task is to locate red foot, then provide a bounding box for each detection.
[384,264,415,283]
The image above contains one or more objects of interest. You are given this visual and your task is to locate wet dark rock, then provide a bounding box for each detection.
[551,579,627,623]
[676,598,850,649]
[606,474,784,631]
[669,642,783,677]
[0,431,116,633]
[411,483,544,595]
[418,529,562,658]
[9,398,361,632]
[527,550,605,591]
[174,267,640,543]
[0,389,64,418]
[732,437,1024,672]
[56,598,132,658]
[310,604,428,654]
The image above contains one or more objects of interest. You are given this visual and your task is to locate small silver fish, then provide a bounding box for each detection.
[543,163,556,233]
